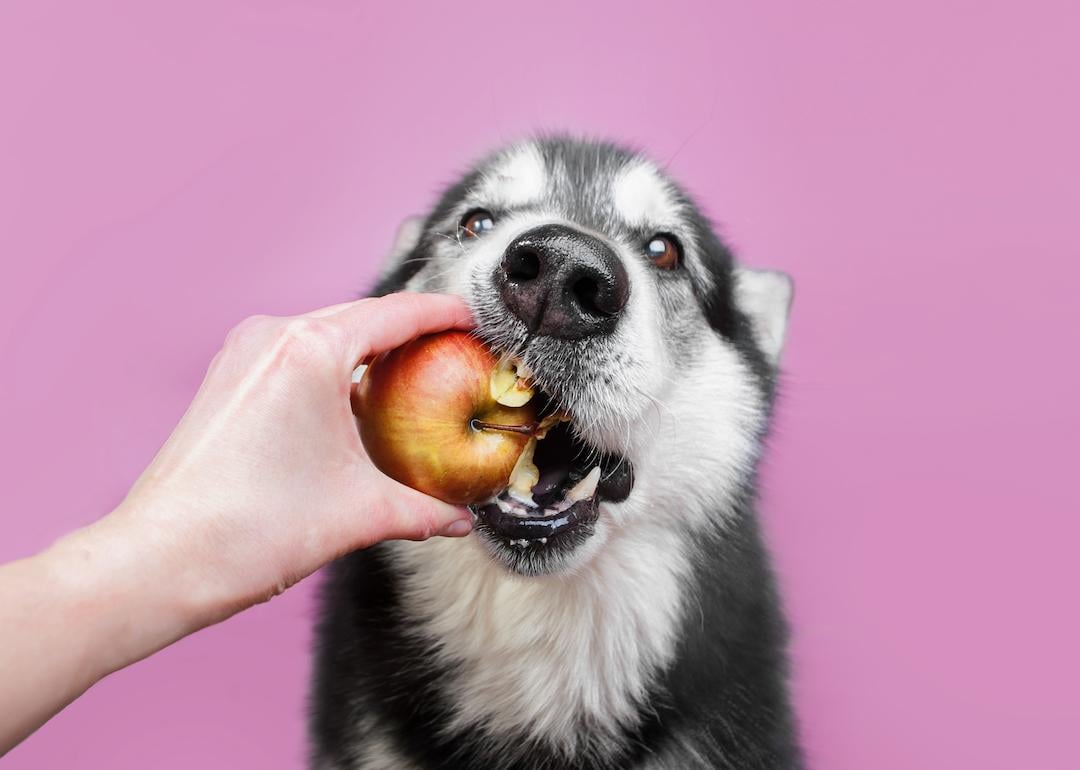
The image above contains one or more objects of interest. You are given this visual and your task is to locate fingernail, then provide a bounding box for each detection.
[440,519,473,537]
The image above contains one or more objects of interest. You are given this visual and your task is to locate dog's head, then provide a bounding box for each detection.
[375,138,791,576]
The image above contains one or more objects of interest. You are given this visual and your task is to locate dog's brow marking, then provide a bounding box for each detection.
[479,143,547,207]
[612,161,678,228]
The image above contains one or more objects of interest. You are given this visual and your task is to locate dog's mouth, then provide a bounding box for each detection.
[470,392,634,568]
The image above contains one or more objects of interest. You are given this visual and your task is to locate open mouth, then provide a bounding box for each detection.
[470,396,634,554]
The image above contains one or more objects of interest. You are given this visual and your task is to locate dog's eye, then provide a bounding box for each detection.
[460,209,496,238]
[646,234,681,270]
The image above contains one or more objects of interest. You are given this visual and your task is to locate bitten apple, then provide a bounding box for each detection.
[352,330,538,505]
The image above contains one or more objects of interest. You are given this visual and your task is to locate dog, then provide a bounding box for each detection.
[310,137,801,769]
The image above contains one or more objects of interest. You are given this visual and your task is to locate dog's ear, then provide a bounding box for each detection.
[733,268,794,365]
[371,216,427,295]
[378,216,424,278]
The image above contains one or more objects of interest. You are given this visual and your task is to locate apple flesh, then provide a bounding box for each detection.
[352,330,539,505]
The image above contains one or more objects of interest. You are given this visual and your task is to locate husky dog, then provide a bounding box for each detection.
[310,138,801,769]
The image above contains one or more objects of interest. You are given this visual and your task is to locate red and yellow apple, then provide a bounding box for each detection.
[352,330,540,505]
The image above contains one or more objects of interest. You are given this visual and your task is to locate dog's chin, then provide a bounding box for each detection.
[471,502,600,576]
[468,418,634,577]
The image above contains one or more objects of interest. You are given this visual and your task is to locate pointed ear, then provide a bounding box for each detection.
[378,215,425,279]
[733,267,794,365]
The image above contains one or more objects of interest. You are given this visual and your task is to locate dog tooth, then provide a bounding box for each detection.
[507,489,537,508]
[497,497,531,517]
[565,466,601,503]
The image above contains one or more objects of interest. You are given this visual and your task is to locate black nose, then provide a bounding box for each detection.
[496,224,630,339]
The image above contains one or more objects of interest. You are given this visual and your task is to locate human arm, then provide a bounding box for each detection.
[0,293,474,754]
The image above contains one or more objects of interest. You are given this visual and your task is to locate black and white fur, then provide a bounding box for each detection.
[310,138,801,769]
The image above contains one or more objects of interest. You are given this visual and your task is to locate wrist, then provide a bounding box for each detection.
[0,507,232,753]
[43,502,227,681]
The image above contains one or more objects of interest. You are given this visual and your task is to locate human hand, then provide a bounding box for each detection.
[0,293,476,752]
[77,294,473,650]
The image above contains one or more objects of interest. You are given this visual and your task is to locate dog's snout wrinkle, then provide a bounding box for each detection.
[496,224,629,340]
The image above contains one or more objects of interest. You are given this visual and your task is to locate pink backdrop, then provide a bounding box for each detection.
[2,1,1078,768]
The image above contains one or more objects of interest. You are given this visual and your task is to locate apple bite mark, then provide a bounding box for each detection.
[506,436,540,505]
[489,357,535,408]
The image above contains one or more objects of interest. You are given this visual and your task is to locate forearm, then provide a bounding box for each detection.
[0,508,218,755]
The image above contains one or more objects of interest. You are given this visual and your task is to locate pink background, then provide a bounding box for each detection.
[2,1,1078,768]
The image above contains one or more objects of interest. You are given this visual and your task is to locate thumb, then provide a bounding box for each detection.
[365,475,474,543]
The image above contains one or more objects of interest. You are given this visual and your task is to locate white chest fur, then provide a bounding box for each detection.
[388,517,692,753]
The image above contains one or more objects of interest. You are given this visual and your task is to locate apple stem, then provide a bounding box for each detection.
[470,419,538,436]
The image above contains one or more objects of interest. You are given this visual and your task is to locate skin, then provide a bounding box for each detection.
[0,292,476,757]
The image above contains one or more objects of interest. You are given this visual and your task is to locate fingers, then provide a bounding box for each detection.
[326,293,474,366]
[303,300,369,319]
[275,293,472,371]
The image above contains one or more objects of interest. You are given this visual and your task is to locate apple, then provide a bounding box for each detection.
[352,330,540,505]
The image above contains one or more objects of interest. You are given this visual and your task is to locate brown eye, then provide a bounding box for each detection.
[460,209,496,238]
[646,234,681,269]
